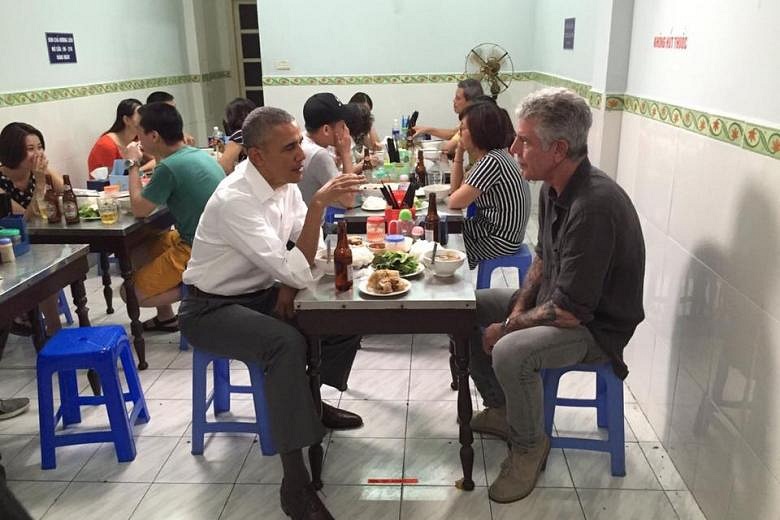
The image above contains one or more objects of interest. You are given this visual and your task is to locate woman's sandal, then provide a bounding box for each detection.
[141,315,179,333]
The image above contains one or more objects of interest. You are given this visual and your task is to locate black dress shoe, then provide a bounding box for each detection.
[321,402,363,430]
[280,480,335,520]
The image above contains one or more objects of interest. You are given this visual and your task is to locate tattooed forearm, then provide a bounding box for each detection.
[504,300,578,332]
[510,256,543,315]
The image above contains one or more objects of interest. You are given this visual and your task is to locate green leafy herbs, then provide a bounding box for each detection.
[78,206,100,218]
[371,251,419,275]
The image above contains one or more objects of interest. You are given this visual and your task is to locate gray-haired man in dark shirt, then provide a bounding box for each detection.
[469,87,645,504]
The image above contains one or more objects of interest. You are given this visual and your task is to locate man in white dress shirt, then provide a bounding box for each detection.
[179,106,365,520]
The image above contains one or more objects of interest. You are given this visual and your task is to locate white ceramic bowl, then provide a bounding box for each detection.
[421,248,466,277]
[314,251,335,276]
[422,184,450,198]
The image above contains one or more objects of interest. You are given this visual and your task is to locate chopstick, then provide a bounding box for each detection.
[402,181,417,209]
[379,179,397,209]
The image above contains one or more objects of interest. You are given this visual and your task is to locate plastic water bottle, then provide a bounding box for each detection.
[391,119,400,146]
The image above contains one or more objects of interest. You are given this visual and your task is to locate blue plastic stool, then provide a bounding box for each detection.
[57,289,74,325]
[542,362,626,476]
[475,244,533,289]
[191,349,276,456]
[36,326,150,469]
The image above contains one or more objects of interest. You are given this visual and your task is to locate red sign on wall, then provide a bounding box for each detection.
[653,35,687,49]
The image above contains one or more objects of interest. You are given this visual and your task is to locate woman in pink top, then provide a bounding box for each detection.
[87,98,141,177]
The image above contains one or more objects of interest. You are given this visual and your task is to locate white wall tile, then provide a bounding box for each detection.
[633,118,677,234]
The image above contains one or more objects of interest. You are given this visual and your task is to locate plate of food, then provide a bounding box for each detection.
[78,206,102,220]
[359,269,411,297]
[371,250,422,277]
[413,198,428,211]
[361,196,387,211]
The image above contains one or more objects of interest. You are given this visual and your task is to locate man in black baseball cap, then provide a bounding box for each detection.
[298,93,357,208]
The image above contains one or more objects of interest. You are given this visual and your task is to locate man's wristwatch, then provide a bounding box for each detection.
[124,158,140,170]
[501,316,511,333]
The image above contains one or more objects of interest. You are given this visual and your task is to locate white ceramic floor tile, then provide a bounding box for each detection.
[321,437,405,485]
[7,480,68,520]
[403,438,487,486]
[4,437,99,481]
[155,435,253,483]
[491,487,585,519]
[74,436,179,483]
[0,433,36,458]
[0,342,38,368]
[130,483,232,520]
[144,369,193,399]
[168,350,194,369]
[406,401,461,439]
[41,481,149,520]
[341,369,410,401]
[133,399,192,437]
[353,343,412,370]
[400,485,492,520]
[13,370,92,400]
[236,437,325,485]
[483,440,573,488]
[321,485,402,520]
[626,403,659,442]
[553,406,637,442]
[0,369,37,397]
[666,490,708,520]
[566,442,662,490]
[578,488,677,520]
[219,483,287,520]
[411,334,453,370]
[639,442,687,490]
[409,370,466,401]
[331,400,407,438]
[362,334,414,348]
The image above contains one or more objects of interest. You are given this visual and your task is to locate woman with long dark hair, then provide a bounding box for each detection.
[448,100,531,269]
[86,98,141,176]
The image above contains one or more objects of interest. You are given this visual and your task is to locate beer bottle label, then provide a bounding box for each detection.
[46,202,58,220]
[346,265,353,282]
[425,229,434,242]
[64,201,78,219]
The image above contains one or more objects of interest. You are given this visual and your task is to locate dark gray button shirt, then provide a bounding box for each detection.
[536,158,645,379]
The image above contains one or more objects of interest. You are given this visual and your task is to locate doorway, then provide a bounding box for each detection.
[231,0,264,107]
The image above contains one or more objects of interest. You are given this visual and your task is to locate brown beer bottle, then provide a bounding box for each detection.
[424,193,440,243]
[362,147,372,173]
[44,174,62,224]
[62,174,80,225]
[334,221,353,292]
[415,150,427,186]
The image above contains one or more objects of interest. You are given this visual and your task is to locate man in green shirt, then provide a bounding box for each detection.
[123,102,224,332]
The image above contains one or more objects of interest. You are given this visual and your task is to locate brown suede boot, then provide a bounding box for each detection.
[470,407,509,440]
[488,435,551,503]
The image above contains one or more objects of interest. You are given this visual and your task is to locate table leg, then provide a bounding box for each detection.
[307,335,324,491]
[70,277,91,328]
[28,307,45,352]
[453,331,475,491]
[118,250,147,370]
[0,323,9,361]
[99,253,114,314]
[69,278,100,395]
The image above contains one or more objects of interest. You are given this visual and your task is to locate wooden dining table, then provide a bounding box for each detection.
[294,235,478,491]
[27,209,175,370]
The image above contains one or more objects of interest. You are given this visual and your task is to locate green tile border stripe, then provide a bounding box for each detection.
[606,94,779,159]
[0,71,231,108]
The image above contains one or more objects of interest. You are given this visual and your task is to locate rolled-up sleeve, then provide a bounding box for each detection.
[218,198,317,289]
[551,211,615,323]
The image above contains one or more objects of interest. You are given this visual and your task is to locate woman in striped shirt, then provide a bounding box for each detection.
[448,100,531,269]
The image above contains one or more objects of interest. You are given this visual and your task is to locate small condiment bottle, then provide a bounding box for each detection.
[397,208,414,236]
[0,238,15,262]
[366,216,386,244]
[385,234,405,252]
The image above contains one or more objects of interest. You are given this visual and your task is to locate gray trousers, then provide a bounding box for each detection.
[179,287,359,454]
[469,289,607,449]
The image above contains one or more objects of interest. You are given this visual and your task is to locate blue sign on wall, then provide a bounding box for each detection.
[46,32,77,64]
[563,18,576,50]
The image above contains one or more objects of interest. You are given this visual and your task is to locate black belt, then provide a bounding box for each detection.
[186,285,273,300]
